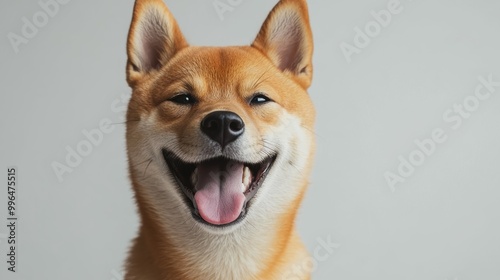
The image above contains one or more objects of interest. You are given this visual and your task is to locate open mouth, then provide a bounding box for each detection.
[162,150,277,227]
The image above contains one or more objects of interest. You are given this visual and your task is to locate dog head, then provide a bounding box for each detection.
[125,0,315,233]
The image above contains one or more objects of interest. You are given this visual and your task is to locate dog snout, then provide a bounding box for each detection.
[200,111,245,148]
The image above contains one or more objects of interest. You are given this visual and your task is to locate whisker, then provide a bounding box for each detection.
[258,138,306,176]
[110,119,141,126]
[250,65,275,90]
[143,159,153,177]
[300,124,321,138]
[132,158,153,168]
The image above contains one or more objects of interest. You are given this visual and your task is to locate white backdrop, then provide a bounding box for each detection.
[1,0,500,279]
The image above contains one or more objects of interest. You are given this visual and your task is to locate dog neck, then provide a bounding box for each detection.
[127,185,306,280]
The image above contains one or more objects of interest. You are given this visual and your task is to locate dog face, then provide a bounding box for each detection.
[126,0,315,233]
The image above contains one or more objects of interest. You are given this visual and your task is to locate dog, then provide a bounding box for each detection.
[124,0,315,279]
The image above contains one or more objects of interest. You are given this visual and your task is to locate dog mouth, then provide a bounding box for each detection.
[162,150,277,227]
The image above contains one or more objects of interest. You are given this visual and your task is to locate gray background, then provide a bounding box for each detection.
[1,0,500,279]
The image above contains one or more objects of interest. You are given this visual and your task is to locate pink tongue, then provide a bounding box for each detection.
[194,161,246,225]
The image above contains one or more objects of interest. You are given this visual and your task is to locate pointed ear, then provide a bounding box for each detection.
[126,0,188,86]
[252,0,314,89]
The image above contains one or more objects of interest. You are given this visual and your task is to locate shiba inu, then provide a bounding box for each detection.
[124,0,315,279]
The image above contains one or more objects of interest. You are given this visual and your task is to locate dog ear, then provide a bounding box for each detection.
[126,0,188,86]
[252,0,314,89]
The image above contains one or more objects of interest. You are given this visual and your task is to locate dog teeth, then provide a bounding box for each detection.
[191,168,198,186]
[242,166,252,192]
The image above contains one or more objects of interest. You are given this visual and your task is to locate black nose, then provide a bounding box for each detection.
[201,111,245,148]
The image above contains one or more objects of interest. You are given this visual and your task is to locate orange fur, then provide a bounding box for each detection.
[124,0,315,279]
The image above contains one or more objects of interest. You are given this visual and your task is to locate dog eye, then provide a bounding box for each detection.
[169,93,196,105]
[250,94,272,105]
